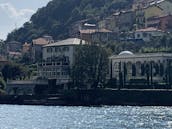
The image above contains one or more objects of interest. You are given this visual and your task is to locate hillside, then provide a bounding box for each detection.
[6,0,134,43]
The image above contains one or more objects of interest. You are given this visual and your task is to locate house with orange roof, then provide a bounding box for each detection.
[80,28,114,43]
[32,36,54,62]
[146,14,172,32]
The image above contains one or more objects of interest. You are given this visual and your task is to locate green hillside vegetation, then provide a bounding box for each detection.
[106,34,172,54]
[6,0,133,43]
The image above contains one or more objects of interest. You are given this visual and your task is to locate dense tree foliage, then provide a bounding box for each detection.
[0,77,6,90]
[1,63,29,82]
[0,40,6,56]
[6,0,133,43]
[19,53,32,65]
[106,41,144,54]
[140,35,172,53]
[71,44,111,89]
[104,33,172,54]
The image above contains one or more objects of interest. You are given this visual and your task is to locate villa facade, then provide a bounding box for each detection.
[109,51,172,88]
[37,38,86,85]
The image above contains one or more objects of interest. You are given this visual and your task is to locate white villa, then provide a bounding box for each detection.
[37,38,86,85]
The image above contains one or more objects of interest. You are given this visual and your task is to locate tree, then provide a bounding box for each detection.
[20,53,32,65]
[71,44,110,89]
[1,63,28,82]
[0,77,6,90]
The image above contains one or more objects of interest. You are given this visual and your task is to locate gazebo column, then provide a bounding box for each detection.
[150,61,154,89]
[146,63,150,87]
[136,61,142,77]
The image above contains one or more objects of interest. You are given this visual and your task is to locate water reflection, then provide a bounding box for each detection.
[0,105,171,129]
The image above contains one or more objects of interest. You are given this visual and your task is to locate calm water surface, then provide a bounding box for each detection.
[0,105,172,129]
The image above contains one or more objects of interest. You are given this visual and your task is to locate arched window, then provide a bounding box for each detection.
[141,63,145,76]
[132,64,136,76]
[154,63,159,76]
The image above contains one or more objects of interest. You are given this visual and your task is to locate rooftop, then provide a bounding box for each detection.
[151,14,172,19]
[7,41,21,44]
[135,27,163,32]
[84,23,96,27]
[113,10,133,16]
[110,53,172,59]
[80,29,112,34]
[8,52,22,56]
[32,38,50,45]
[119,51,134,56]
[43,38,86,47]
[149,0,165,6]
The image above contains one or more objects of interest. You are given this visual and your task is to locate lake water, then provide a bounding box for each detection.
[0,105,172,129]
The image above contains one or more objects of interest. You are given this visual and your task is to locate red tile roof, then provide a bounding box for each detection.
[32,38,49,45]
[136,27,163,32]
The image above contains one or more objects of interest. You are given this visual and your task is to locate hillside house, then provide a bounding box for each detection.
[6,41,22,53]
[98,16,118,32]
[32,36,54,62]
[6,41,22,59]
[99,10,135,33]
[132,0,155,10]
[114,10,136,32]
[134,27,165,42]
[69,19,98,38]
[80,29,114,43]
[135,0,172,29]
[147,14,172,32]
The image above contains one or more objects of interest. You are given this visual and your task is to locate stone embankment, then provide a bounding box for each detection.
[1,89,172,106]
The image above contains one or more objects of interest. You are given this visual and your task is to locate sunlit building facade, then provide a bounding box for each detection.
[109,51,172,88]
[37,38,86,85]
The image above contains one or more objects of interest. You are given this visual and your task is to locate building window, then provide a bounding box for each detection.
[56,62,61,65]
[52,72,55,76]
[55,47,61,52]
[47,47,52,53]
[132,64,136,76]
[137,34,141,38]
[63,56,69,65]
[141,64,145,76]
[62,72,69,76]
[143,33,147,37]
[63,47,69,51]
[56,72,60,76]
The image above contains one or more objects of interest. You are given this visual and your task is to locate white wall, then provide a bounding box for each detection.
[42,45,74,66]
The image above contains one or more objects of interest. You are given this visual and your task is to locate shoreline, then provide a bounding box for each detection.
[2,89,172,106]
